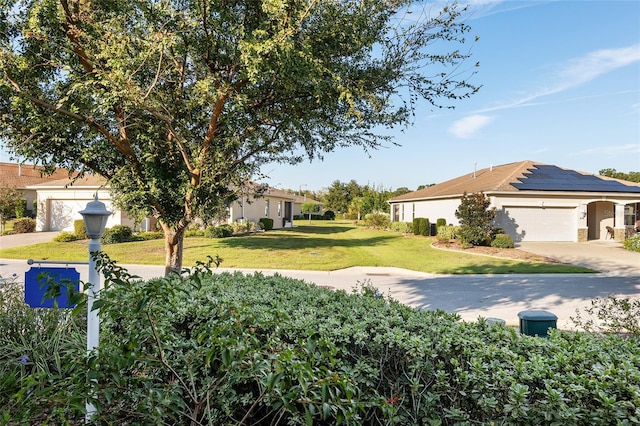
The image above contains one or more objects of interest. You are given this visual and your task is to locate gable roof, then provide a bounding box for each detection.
[0,162,71,188]
[26,174,107,189]
[389,160,640,202]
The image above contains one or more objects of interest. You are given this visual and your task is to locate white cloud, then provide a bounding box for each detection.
[449,114,494,139]
[574,143,640,158]
[477,44,640,114]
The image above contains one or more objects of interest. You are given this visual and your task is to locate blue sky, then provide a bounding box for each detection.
[263,0,640,192]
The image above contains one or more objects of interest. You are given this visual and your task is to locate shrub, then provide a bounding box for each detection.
[135,231,164,240]
[363,213,390,229]
[412,217,430,236]
[15,198,27,219]
[204,225,234,238]
[390,221,413,234]
[623,234,640,252]
[323,210,335,220]
[491,233,514,248]
[455,192,496,246]
[53,231,79,242]
[100,225,133,244]
[13,218,36,234]
[436,218,447,228]
[86,259,640,424]
[0,274,87,423]
[73,219,87,240]
[185,229,204,237]
[4,258,640,424]
[572,296,640,337]
[437,225,459,241]
[258,217,274,231]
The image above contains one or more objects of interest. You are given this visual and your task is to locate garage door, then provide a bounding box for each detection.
[501,207,576,242]
[47,199,87,231]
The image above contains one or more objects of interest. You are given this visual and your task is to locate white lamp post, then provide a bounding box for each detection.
[79,194,111,421]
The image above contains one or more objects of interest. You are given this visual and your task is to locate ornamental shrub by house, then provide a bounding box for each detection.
[73,219,87,240]
[491,233,515,248]
[259,217,274,231]
[12,218,35,234]
[412,217,430,236]
[100,225,133,244]
[623,234,640,252]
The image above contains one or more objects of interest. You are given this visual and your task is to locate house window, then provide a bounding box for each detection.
[400,204,404,221]
[278,201,282,218]
[412,203,415,220]
[265,199,270,217]
[624,204,636,226]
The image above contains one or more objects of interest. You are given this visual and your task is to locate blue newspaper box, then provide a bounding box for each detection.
[24,267,80,309]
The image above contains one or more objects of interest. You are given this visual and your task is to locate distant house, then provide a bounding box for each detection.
[388,160,640,242]
[228,186,323,228]
[0,162,71,217]
[23,168,316,232]
[27,174,141,232]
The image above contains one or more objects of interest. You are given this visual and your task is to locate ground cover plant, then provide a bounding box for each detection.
[2,260,638,424]
[0,221,592,274]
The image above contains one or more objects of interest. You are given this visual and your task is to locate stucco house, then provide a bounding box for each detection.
[388,160,640,242]
[0,162,71,217]
[27,174,140,232]
[27,172,314,232]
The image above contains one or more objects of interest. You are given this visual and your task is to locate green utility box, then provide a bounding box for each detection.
[517,310,557,338]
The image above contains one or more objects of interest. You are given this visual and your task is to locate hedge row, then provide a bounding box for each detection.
[3,262,639,424]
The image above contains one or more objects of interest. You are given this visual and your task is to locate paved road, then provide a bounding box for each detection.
[1,233,639,329]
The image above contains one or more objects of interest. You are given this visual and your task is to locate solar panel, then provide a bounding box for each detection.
[513,165,640,193]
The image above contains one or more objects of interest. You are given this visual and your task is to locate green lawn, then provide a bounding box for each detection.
[0,221,593,274]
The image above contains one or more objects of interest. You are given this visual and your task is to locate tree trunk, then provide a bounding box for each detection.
[163,226,186,276]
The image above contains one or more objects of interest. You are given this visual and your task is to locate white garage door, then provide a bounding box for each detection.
[47,199,88,231]
[503,207,576,242]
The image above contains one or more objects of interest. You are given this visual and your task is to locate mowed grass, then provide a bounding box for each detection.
[0,221,592,274]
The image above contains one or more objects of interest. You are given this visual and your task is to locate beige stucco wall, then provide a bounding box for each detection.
[390,192,640,242]
[228,195,294,228]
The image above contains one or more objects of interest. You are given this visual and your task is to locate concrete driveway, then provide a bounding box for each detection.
[518,240,640,276]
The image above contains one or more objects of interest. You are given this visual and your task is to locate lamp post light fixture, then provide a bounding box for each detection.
[79,194,111,421]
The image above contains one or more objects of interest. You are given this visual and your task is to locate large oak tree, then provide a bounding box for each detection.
[1,0,478,274]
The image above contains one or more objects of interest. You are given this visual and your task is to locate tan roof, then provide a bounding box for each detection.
[389,160,640,202]
[0,162,71,188]
[27,174,107,188]
[390,160,540,201]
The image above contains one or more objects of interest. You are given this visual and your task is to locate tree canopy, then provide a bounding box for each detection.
[0,0,479,273]
[599,169,640,183]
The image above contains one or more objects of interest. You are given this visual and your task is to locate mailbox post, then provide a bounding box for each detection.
[79,195,111,421]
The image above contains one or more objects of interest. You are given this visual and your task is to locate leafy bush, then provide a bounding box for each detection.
[232,220,258,233]
[623,234,640,252]
[73,219,87,240]
[259,217,274,231]
[101,225,133,244]
[53,231,80,242]
[412,217,430,236]
[491,233,514,248]
[390,221,413,234]
[12,218,36,234]
[437,225,459,241]
[362,213,389,229]
[134,231,164,240]
[185,229,205,237]
[323,210,335,220]
[84,260,640,425]
[15,198,27,219]
[436,218,447,228]
[3,260,640,424]
[572,296,640,337]
[455,192,496,246]
[204,225,234,238]
[0,274,87,423]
